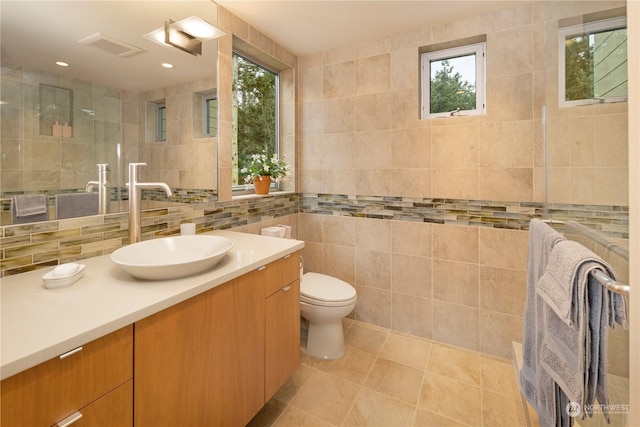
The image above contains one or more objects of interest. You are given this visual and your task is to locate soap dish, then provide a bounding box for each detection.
[42,264,86,289]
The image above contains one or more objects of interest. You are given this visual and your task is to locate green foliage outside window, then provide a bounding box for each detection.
[430,59,476,114]
[232,53,277,186]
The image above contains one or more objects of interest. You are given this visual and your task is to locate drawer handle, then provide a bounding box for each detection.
[257,265,266,271]
[282,285,291,292]
[59,346,83,360]
[283,254,291,259]
[57,411,83,427]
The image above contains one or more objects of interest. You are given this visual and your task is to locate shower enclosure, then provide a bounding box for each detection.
[541,2,629,426]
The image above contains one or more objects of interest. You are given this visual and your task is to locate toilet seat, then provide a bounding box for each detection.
[301,272,357,307]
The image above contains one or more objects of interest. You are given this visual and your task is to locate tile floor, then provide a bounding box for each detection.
[249,318,528,427]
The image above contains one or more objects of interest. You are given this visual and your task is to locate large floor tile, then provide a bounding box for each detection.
[344,387,416,427]
[364,358,424,405]
[426,343,481,386]
[418,372,482,426]
[319,345,377,384]
[379,332,432,370]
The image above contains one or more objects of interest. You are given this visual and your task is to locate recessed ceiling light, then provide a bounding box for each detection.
[162,63,174,68]
[56,61,69,67]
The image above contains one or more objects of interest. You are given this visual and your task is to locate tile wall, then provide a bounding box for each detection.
[296,0,629,363]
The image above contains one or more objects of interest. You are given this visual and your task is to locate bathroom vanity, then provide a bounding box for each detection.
[0,231,303,426]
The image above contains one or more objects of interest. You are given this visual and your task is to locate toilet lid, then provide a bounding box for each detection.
[301,272,356,302]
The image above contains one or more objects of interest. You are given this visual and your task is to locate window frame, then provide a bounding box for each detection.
[156,103,166,141]
[231,51,280,194]
[204,95,218,136]
[558,16,628,107]
[420,42,486,119]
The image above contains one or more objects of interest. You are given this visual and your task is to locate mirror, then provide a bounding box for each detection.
[0,0,219,225]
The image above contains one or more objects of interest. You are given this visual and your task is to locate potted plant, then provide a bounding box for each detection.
[241,150,290,194]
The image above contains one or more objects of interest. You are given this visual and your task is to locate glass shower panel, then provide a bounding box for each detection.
[542,2,629,426]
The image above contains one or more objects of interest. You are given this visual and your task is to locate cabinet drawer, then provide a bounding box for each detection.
[2,325,133,427]
[53,380,132,427]
[263,251,300,297]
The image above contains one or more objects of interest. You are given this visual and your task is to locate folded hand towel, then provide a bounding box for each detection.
[55,192,99,219]
[10,195,50,224]
[12,194,48,217]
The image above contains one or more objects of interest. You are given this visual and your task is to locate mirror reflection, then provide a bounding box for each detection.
[0,0,220,225]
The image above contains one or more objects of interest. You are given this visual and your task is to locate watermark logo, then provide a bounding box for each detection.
[566,401,629,417]
[566,401,581,418]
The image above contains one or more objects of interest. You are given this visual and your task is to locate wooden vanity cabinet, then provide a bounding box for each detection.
[0,325,133,427]
[134,271,266,427]
[264,252,301,401]
[134,252,301,426]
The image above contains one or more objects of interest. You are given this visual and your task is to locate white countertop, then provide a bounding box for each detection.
[1,230,304,380]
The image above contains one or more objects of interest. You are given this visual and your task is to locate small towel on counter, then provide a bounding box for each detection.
[537,240,627,423]
[519,219,566,427]
[55,192,99,219]
[10,195,49,224]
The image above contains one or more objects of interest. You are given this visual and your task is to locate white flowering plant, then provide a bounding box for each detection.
[240,150,290,184]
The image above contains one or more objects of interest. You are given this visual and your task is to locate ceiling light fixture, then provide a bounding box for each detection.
[143,16,224,56]
[161,63,174,68]
[56,61,69,67]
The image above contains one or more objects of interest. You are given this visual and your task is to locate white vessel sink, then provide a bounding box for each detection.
[111,235,233,280]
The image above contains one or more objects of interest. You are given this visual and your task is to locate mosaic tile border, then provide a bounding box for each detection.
[0,193,297,277]
[0,191,629,276]
[300,194,629,238]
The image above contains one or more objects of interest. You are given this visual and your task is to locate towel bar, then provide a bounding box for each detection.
[541,219,630,297]
[591,269,630,297]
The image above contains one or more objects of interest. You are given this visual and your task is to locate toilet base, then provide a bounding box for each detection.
[301,320,346,360]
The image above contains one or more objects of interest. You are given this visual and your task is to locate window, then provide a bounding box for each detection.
[232,52,278,189]
[421,42,486,118]
[157,103,166,141]
[559,17,627,106]
[204,96,217,136]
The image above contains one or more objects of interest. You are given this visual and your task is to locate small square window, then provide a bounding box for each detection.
[421,42,486,118]
[157,103,166,141]
[204,96,218,136]
[558,17,627,107]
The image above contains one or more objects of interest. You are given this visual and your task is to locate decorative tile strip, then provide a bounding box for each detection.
[300,194,629,238]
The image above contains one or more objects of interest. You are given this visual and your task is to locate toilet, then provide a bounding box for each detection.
[300,272,357,359]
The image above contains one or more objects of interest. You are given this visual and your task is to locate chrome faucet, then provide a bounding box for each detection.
[128,163,172,243]
[86,163,110,214]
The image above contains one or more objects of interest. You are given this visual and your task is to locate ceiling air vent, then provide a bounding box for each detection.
[78,33,144,57]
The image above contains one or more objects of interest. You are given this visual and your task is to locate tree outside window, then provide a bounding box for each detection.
[232,53,278,187]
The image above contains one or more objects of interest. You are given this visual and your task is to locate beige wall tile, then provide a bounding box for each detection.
[391,253,432,298]
[355,249,390,290]
[391,221,432,257]
[354,93,391,132]
[354,285,391,328]
[322,244,355,283]
[355,54,390,96]
[431,125,479,169]
[479,266,526,316]
[595,113,628,167]
[487,25,533,78]
[355,130,391,170]
[478,227,527,270]
[322,168,356,194]
[487,73,534,121]
[478,168,533,201]
[478,121,534,168]
[356,169,391,196]
[433,259,479,308]
[433,224,479,263]
[356,217,390,251]
[322,98,354,134]
[432,301,480,351]
[391,128,431,169]
[390,168,432,198]
[354,36,390,59]
[323,61,354,99]
[391,293,432,339]
[322,132,354,169]
[431,168,478,199]
[322,215,355,246]
[479,311,523,359]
